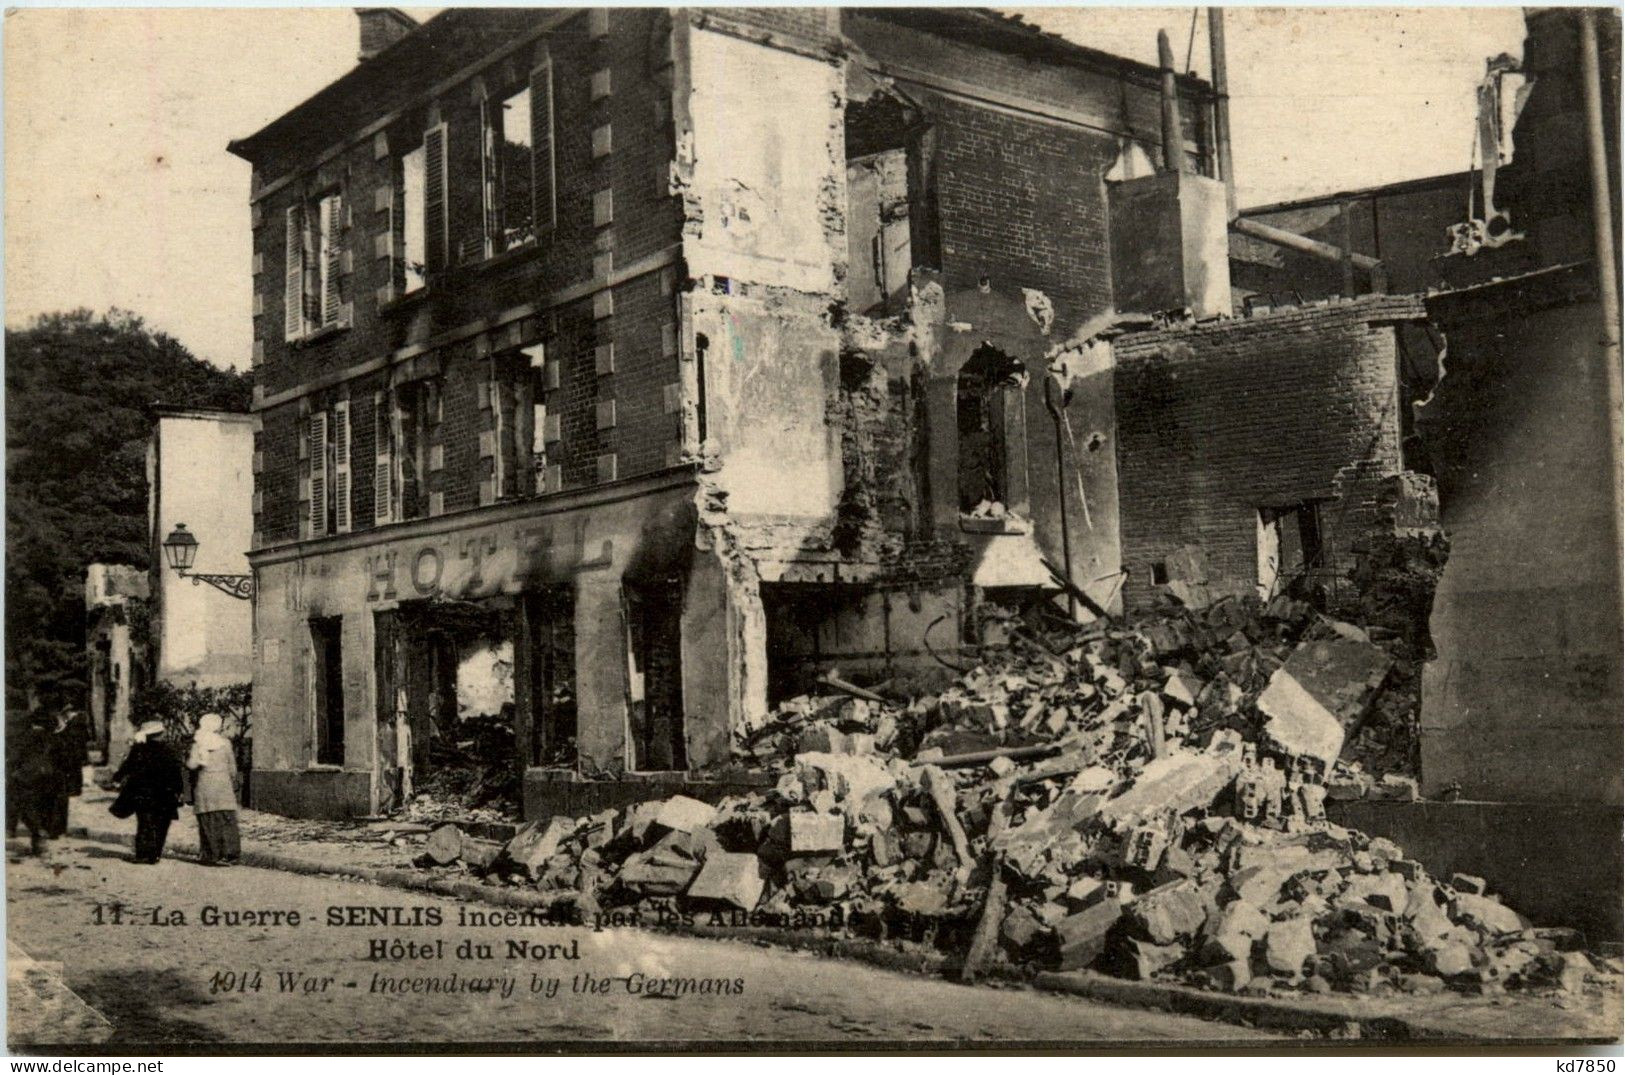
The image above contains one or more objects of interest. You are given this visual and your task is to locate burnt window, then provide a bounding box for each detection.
[625,580,685,771]
[394,378,441,521]
[311,615,345,766]
[956,346,1027,514]
[525,589,577,767]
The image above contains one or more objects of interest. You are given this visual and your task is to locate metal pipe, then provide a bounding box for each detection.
[1579,9,1624,566]
[1233,215,1387,293]
[1043,374,1077,620]
[1207,8,1236,218]
[1157,29,1186,173]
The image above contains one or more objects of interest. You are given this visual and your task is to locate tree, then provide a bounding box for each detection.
[4,309,252,710]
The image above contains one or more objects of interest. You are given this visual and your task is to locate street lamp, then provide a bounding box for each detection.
[161,523,254,600]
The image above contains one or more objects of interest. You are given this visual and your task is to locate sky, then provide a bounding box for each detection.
[3,6,1526,371]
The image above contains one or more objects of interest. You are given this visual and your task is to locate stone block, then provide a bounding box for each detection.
[686,851,764,911]
[788,810,844,853]
[655,795,717,834]
[1054,899,1121,971]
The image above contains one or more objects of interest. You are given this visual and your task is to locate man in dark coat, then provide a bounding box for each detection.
[47,708,88,837]
[9,716,60,855]
[111,722,184,864]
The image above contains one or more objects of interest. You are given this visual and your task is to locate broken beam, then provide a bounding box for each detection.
[819,671,887,704]
[911,742,1061,769]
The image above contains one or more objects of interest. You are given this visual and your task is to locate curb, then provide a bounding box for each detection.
[61,824,1473,1040]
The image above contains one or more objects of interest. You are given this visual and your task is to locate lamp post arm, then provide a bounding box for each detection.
[181,571,255,601]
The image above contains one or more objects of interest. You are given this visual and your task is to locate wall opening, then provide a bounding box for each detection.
[624,580,685,771]
[845,87,936,313]
[310,615,345,765]
[957,346,1028,514]
[388,598,518,814]
[1257,501,1329,599]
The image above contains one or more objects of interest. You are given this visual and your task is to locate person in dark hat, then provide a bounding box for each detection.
[110,721,184,864]
[47,707,88,837]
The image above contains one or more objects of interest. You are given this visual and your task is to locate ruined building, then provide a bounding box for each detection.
[229,7,1236,819]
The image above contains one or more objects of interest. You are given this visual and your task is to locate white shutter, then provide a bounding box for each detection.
[284,205,305,340]
[308,411,330,538]
[374,391,394,525]
[322,193,344,326]
[333,400,352,533]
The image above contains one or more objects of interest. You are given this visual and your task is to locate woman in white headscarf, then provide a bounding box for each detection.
[186,713,241,865]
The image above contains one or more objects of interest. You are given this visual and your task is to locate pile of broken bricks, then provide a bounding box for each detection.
[408,586,1614,1001]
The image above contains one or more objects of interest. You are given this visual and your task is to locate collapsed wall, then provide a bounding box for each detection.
[1112,295,1433,612]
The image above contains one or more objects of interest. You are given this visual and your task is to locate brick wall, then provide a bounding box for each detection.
[246,8,685,549]
[932,96,1118,328]
[1112,295,1426,609]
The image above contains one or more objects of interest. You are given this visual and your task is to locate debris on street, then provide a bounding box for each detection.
[384,547,1611,1001]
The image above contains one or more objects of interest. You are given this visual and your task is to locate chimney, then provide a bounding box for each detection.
[356,8,417,62]
[1105,29,1231,318]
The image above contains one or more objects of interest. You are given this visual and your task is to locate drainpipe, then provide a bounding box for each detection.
[1208,8,1236,218]
[1579,10,1623,560]
[1157,29,1186,174]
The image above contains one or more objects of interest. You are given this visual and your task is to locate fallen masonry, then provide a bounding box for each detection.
[392,575,1614,1001]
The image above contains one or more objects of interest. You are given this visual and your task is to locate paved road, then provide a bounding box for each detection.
[6,835,1272,1049]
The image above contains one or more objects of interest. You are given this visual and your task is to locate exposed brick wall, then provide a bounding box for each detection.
[1112,295,1426,609]
[842,11,1211,338]
[931,96,1118,331]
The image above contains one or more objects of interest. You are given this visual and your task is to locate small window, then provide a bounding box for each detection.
[1150,561,1169,585]
[484,84,536,256]
[311,616,346,765]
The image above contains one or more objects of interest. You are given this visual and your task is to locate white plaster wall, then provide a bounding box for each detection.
[153,414,254,685]
[686,28,841,293]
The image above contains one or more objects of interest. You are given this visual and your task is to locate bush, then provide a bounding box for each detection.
[131,681,251,772]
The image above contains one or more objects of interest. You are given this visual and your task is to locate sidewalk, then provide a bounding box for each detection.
[61,788,1622,1044]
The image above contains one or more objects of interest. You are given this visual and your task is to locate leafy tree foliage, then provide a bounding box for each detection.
[5,309,252,710]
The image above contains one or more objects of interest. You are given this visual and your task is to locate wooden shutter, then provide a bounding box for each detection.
[284,205,305,340]
[308,411,330,538]
[333,400,352,533]
[374,391,394,525]
[531,54,556,237]
[423,123,449,275]
[322,193,344,326]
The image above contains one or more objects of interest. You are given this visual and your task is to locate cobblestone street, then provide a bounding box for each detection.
[7,834,1272,1048]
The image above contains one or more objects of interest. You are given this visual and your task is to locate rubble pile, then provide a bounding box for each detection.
[406,712,522,821]
[409,581,1603,1000]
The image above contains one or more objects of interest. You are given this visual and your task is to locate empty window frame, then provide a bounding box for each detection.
[311,615,346,766]
[956,347,1028,514]
[484,84,535,255]
[624,580,686,772]
[400,142,428,294]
